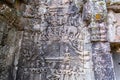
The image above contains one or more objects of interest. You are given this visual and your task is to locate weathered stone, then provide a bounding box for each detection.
[1,0,120,80]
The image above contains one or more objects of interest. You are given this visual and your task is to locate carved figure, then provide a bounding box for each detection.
[64,52,71,64]
[70,66,77,80]
[64,65,71,80]
[60,65,65,80]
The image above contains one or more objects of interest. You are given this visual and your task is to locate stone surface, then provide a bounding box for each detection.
[16,0,94,80]
[1,0,120,80]
[112,52,120,80]
[108,10,120,42]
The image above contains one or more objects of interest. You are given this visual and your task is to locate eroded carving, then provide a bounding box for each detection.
[0,0,95,80]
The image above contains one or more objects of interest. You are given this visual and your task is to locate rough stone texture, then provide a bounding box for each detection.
[92,42,115,80]
[112,52,120,80]
[16,0,94,80]
[1,0,120,80]
[0,19,23,80]
[108,11,120,42]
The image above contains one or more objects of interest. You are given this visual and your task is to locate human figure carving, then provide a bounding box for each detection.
[60,65,65,80]
[70,66,77,80]
[64,65,71,80]
[63,47,71,64]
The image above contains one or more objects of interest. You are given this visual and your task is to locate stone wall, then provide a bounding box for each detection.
[1,0,120,80]
[0,2,24,80]
[16,0,94,80]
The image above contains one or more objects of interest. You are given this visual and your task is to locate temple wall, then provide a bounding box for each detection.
[1,0,120,80]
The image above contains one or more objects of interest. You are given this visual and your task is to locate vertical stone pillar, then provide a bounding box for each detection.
[88,0,115,80]
[92,42,115,80]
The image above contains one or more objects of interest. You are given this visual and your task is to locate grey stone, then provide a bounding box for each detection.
[0,0,119,80]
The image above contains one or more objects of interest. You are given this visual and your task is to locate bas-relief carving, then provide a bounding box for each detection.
[0,0,118,80]
[85,0,115,80]
[45,49,91,80]
[16,0,94,80]
[83,0,107,22]
[84,0,108,42]
[89,21,107,42]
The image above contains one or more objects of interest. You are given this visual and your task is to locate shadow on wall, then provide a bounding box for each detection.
[111,43,120,80]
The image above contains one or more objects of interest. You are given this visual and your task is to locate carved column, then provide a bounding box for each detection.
[88,0,115,80]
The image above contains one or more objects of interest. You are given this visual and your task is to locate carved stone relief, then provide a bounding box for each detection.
[86,0,115,80]
[16,0,94,80]
[0,0,118,80]
[89,21,107,42]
